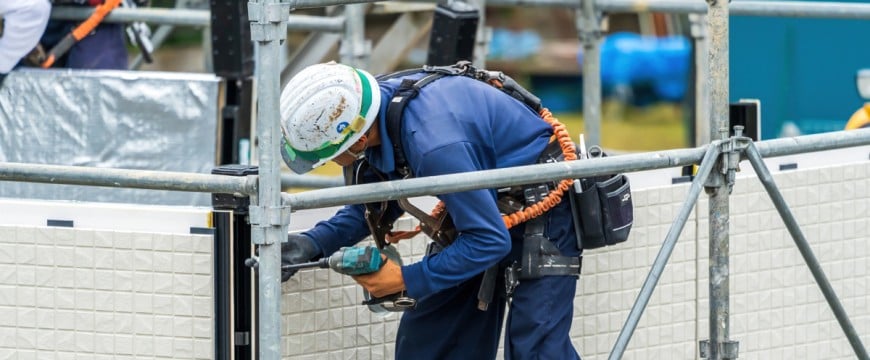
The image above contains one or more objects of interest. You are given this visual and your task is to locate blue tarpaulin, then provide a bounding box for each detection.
[579,32,691,103]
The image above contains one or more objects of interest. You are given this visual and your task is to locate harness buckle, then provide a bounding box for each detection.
[504,262,521,299]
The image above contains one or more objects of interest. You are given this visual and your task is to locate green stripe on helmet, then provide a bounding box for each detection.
[355,68,374,119]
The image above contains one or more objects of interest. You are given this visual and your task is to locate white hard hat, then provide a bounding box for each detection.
[279,61,381,174]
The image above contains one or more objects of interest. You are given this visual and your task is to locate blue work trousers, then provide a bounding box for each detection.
[395,273,580,359]
[41,21,127,70]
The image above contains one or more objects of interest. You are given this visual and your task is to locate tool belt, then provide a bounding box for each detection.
[498,141,583,280]
[567,152,633,250]
[503,141,634,250]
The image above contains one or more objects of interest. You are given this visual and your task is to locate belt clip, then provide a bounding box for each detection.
[504,262,521,299]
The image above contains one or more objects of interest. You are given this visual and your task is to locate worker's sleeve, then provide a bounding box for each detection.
[303,201,405,257]
[401,141,511,299]
[0,0,51,73]
[301,204,371,257]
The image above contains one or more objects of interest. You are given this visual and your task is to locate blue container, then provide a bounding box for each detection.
[578,32,691,104]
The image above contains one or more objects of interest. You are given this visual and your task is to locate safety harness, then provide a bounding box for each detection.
[358,61,583,310]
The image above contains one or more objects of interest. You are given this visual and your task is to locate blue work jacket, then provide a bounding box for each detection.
[303,73,553,300]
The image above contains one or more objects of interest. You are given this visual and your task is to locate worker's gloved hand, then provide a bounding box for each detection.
[281,233,321,282]
[352,256,406,298]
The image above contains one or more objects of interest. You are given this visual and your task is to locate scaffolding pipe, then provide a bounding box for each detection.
[285,0,870,19]
[51,6,210,26]
[282,128,870,210]
[340,4,369,66]
[284,146,708,210]
[51,6,345,32]
[0,162,256,195]
[577,0,603,147]
[744,143,870,359]
[281,173,343,189]
[755,128,870,157]
[5,130,865,199]
[690,13,710,146]
[469,0,490,68]
[249,0,289,358]
[494,0,870,18]
[286,14,346,32]
[51,1,870,21]
[705,0,733,356]
[609,140,720,360]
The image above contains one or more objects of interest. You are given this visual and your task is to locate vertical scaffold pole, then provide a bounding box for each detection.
[248,1,290,359]
[689,13,710,147]
[468,0,489,67]
[340,3,369,67]
[576,0,602,148]
[703,0,738,358]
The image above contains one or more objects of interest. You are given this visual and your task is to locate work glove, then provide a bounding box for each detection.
[280,233,322,282]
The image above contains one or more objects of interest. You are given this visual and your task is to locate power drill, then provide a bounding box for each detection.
[247,245,416,312]
[282,245,385,275]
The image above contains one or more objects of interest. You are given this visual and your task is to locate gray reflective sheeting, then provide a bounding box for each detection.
[0,68,222,206]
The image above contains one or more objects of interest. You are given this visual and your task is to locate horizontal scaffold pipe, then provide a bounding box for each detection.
[288,0,870,19]
[755,128,870,157]
[50,7,345,31]
[283,128,870,211]
[283,147,707,211]
[0,162,258,195]
[492,0,870,18]
[281,173,344,189]
[51,7,210,26]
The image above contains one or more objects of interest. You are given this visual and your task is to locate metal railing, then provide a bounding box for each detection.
[51,6,346,31]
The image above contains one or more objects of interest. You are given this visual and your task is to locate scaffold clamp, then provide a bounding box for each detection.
[699,339,740,359]
[249,205,292,244]
[248,2,290,42]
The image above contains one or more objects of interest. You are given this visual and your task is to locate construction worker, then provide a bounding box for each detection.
[279,61,582,359]
[0,0,51,86]
[38,0,132,70]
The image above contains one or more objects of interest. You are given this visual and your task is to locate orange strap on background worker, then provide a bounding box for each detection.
[41,0,122,68]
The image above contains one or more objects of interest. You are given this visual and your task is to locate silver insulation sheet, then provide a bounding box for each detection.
[0,68,224,206]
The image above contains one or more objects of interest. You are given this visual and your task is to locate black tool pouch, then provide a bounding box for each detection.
[570,173,633,250]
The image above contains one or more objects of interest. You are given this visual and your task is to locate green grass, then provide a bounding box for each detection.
[556,100,688,152]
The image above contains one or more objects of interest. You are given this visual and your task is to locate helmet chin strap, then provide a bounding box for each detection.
[333,134,368,166]
[346,134,368,159]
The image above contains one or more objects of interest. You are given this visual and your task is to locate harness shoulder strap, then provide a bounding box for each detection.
[375,68,423,82]
[385,72,447,177]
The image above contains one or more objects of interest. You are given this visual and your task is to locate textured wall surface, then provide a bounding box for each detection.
[0,227,214,359]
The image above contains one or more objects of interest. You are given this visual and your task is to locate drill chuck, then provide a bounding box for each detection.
[281,258,329,271]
